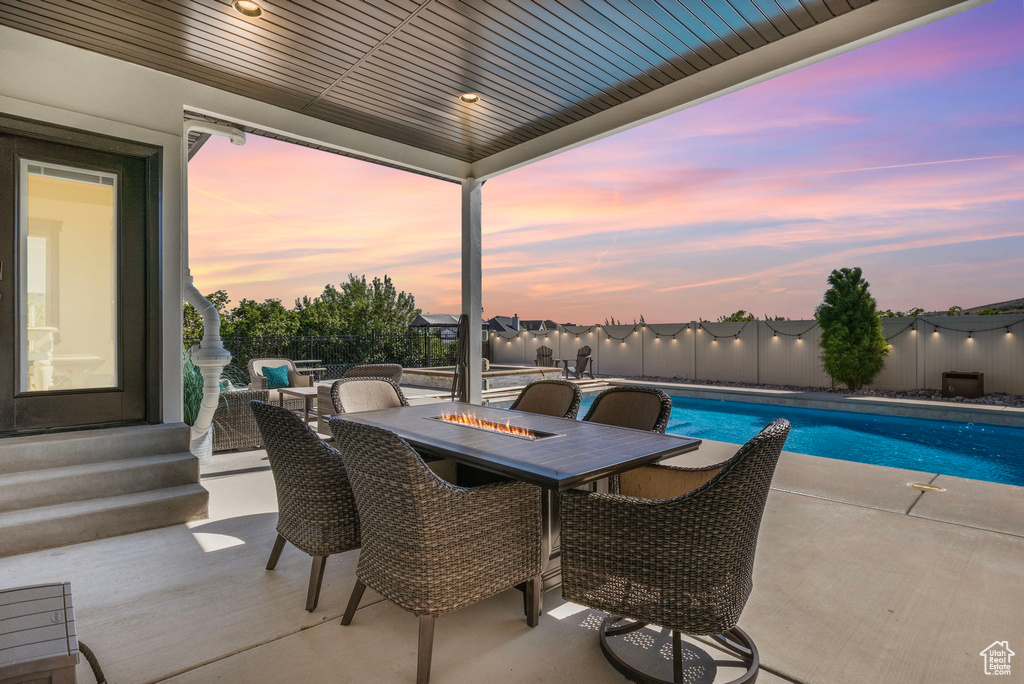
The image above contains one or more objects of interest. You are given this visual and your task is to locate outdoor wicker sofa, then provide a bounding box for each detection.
[251,401,361,612]
[212,388,303,452]
[560,418,791,684]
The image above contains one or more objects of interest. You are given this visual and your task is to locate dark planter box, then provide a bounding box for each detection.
[941,371,984,399]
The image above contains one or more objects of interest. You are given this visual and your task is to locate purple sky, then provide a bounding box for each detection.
[189,0,1024,323]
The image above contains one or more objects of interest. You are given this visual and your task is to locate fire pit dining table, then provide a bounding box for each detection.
[331,401,702,594]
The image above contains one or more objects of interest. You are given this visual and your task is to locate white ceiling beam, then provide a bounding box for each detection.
[469,0,994,181]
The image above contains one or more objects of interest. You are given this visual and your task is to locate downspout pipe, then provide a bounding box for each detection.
[182,121,246,461]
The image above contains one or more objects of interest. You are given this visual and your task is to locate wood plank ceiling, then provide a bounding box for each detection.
[0,0,876,164]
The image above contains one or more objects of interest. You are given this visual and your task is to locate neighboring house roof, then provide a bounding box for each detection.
[410,313,460,328]
[488,316,576,332]
[487,316,519,332]
[519,319,564,331]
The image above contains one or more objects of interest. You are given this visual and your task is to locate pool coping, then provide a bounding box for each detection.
[606,379,1024,428]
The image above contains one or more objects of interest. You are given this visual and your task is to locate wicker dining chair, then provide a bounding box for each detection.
[509,379,583,420]
[250,401,360,612]
[582,385,672,433]
[329,417,543,684]
[343,363,404,383]
[560,419,791,684]
[316,377,409,435]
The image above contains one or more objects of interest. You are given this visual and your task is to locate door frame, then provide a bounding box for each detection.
[0,113,163,430]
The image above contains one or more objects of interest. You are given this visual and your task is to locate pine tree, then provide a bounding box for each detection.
[815,267,889,390]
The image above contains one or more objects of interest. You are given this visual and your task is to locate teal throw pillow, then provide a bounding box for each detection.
[262,365,290,389]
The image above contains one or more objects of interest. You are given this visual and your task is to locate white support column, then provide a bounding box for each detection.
[461,177,483,404]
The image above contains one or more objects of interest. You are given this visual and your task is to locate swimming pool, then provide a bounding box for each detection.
[577,395,1024,486]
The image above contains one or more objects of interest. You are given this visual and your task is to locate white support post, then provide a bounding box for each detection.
[461,177,483,404]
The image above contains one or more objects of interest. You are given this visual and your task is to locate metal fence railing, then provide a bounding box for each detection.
[185,330,459,383]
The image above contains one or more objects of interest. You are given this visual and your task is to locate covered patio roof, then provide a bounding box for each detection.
[0,0,989,181]
[0,0,992,408]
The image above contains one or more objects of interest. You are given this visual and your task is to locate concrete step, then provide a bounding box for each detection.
[0,484,209,558]
[0,423,189,475]
[0,452,199,513]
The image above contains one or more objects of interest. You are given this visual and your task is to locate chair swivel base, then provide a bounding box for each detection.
[599,615,759,684]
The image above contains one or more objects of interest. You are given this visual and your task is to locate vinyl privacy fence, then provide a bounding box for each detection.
[489,315,1024,395]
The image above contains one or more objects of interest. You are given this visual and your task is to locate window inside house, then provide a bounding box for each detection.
[20,160,118,392]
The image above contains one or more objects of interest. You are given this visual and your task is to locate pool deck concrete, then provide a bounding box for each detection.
[608,379,1024,427]
[2,437,1021,684]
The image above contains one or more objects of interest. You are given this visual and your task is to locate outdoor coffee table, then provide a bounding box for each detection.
[277,386,318,424]
[333,402,701,593]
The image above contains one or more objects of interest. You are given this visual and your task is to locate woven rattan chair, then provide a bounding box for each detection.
[316,377,409,435]
[534,345,554,367]
[212,389,268,452]
[329,417,543,684]
[212,388,307,451]
[251,401,360,612]
[343,363,403,383]
[582,385,672,433]
[560,419,791,684]
[562,345,595,379]
[247,358,313,404]
[509,379,583,420]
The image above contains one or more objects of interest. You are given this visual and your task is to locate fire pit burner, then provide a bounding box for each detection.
[427,412,563,441]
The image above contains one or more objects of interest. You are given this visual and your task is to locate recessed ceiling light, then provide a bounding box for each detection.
[459,93,480,104]
[232,0,264,18]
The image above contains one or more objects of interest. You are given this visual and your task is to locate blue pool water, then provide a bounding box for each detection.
[577,395,1024,485]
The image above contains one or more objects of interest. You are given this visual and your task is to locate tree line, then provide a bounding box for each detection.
[183,273,421,344]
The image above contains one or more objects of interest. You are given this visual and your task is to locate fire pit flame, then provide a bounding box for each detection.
[437,411,538,439]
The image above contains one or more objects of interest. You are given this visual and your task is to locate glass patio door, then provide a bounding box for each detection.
[0,127,154,433]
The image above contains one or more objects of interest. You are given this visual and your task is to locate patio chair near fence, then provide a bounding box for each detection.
[534,345,554,367]
[251,401,361,612]
[562,345,595,380]
[247,358,312,402]
[317,378,408,435]
[509,379,583,420]
[329,417,543,684]
[560,419,791,684]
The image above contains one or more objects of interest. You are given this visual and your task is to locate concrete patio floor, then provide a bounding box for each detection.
[1,445,1021,684]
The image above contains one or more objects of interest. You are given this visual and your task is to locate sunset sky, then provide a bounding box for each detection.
[188,0,1024,324]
